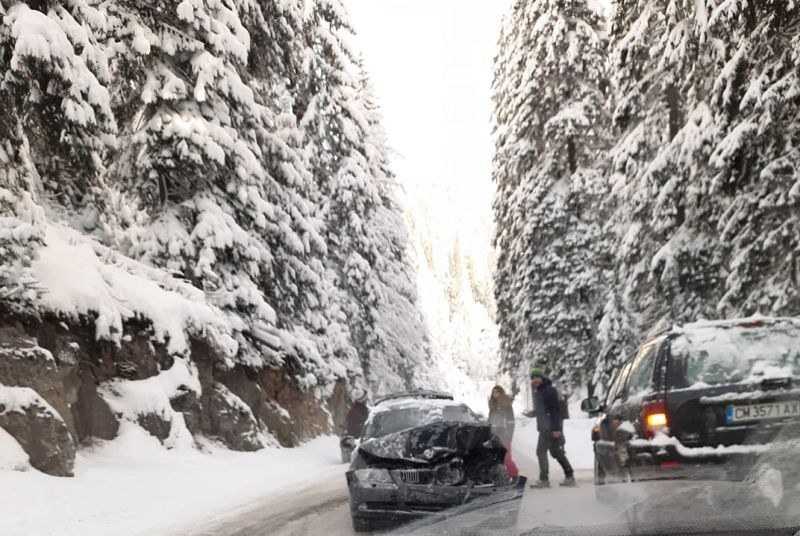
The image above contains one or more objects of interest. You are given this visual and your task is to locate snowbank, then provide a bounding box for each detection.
[0,427,30,472]
[32,223,237,357]
[0,425,345,536]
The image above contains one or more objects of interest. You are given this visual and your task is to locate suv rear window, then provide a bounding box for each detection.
[668,323,800,388]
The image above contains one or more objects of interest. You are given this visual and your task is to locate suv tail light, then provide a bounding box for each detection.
[642,400,669,438]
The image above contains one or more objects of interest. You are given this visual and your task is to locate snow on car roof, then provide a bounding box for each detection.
[669,316,800,385]
[369,396,467,415]
[374,390,453,405]
[672,316,800,334]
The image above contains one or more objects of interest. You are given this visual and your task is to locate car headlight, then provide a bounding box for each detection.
[353,468,393,483]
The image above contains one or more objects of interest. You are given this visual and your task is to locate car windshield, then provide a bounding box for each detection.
[363,403,477,439]
[670,323,800,387]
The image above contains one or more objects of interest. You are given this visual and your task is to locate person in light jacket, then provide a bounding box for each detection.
[488,385,519,478]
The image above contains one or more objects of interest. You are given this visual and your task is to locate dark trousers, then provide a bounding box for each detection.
[536,432,573,481]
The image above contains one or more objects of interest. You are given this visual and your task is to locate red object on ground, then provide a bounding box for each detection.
[504,445,519,478]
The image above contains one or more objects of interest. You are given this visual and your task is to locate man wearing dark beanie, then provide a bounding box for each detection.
[529,365,575,488]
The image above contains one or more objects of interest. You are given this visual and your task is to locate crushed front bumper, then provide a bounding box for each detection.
[346,471,526,529]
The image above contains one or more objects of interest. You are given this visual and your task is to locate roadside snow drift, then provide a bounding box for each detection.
[0,428,345,536]
[32,224,237,357]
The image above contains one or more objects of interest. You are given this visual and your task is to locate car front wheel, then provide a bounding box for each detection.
[594,455,606,486]
[594,456,615,504]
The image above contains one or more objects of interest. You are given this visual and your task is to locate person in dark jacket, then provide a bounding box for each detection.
[529,366,574,488]
[488,385,519,478]
[345,388,369,438]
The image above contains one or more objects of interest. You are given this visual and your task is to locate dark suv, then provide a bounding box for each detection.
[582,317,800,486]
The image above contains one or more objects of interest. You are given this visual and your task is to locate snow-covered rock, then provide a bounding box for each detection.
[207,384,268,452]
[0,385,75,476]
[0,323,75,435]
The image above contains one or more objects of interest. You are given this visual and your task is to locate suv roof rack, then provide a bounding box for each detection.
[375,390,454,405]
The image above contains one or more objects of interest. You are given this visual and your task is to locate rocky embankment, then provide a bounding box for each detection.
[0,312,348,477]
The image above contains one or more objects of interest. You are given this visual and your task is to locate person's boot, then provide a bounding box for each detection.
[560,475,577,487]
[530,478,551,489]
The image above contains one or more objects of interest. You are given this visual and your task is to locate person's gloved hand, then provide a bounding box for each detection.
[552,431,562,439]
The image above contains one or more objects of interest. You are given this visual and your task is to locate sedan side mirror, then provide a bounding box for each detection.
[581,397,604,414]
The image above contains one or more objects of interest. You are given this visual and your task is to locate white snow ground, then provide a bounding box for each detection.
[0,426,30,472]
[0,416,596,535]
[0,424,345,536]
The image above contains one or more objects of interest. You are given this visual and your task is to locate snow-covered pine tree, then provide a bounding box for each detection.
[0,1,116,209]
[301,2,430,392]
[258,81,361,390]
[111,0,280,367]
[709,2,800,316]
[0,77,43,309]
[355,62,432,392]
[246,0,307,96]
[0,0,118,308]
[492,0,534,389]
[492,0,609,390]
[607,0,724,342]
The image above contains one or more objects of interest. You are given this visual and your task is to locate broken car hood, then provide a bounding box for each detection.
[358,421,505,464]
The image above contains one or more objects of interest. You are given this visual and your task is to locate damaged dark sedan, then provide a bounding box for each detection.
[346,391,525,533]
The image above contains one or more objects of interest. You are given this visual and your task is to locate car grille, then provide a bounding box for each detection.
[395,467,464,485]
[396,469,432,485]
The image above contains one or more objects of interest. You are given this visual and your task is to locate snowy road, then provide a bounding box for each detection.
[184,467,352,536]
[181,418,606,535]
[182,465,352,536]
[180,418,800,536]
[184,456,600,536]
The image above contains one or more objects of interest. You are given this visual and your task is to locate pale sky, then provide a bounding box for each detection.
[347,0,511,213]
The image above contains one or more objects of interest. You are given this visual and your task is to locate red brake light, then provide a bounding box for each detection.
[642,400,669,437]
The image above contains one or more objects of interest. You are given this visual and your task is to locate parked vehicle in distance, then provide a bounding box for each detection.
[346,390,526,532]
[582,317,800,488]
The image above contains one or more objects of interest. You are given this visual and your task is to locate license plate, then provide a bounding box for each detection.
[726,400,800,423]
